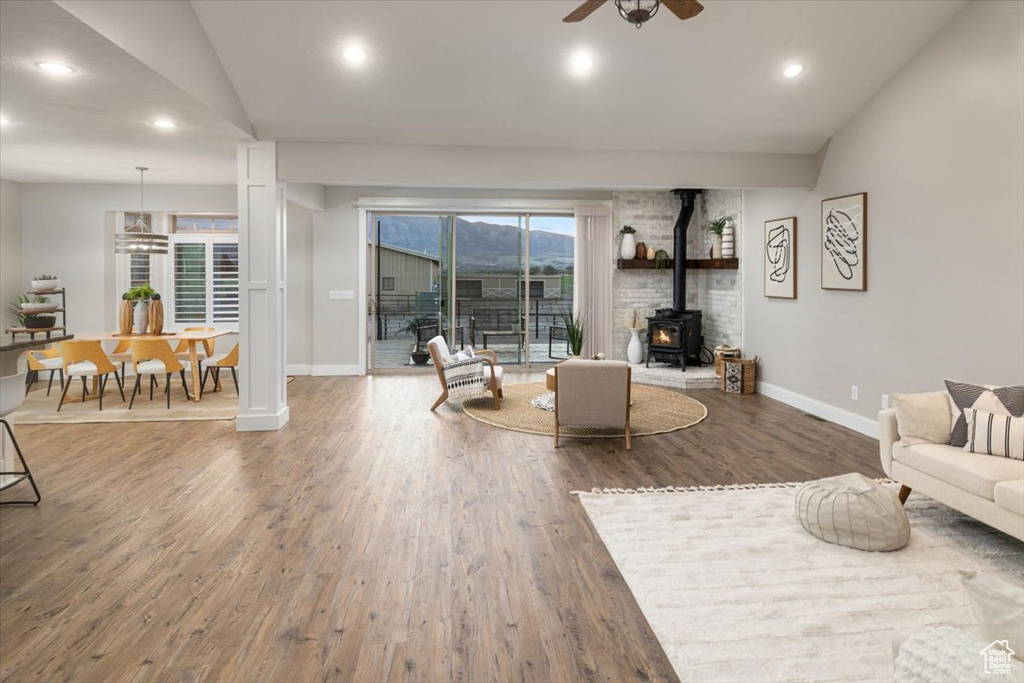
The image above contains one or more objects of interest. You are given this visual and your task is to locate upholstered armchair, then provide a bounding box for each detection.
[426,335,503,411]
[554,359,632,450]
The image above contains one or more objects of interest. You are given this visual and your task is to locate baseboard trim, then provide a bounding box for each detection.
[236,406,290,432]
[757,382,878,439]
[286,364,363,376]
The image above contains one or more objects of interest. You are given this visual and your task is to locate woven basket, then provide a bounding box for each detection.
[713,345,741,377]
[722,356,758,394]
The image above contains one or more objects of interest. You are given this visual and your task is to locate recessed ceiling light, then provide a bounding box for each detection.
[783,63,804,79]
[36,62,75,74]
[152,119,177,129]
[0,118,10,126]
[569,50,595,77]
[343,44,367,66]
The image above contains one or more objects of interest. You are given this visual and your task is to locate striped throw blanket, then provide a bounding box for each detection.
[444,357,487,402]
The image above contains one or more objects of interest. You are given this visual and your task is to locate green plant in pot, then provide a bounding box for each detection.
[654,249,671,270]
[559,308,586,357]
[10,294,57,329]
[704,216,730,259]
[619,225,637,260]
[125,283,158,334]
[402,316,437,365]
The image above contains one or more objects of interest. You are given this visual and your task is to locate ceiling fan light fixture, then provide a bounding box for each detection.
[615,0,660,28]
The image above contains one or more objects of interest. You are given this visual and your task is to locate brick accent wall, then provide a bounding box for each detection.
[610,189,743,361]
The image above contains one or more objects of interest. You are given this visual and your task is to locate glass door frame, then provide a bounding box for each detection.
[364,207,576,374]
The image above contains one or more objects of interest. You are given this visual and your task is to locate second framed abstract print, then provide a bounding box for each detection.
[764,216,796,299]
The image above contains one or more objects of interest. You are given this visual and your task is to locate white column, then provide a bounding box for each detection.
[237,141,289,431]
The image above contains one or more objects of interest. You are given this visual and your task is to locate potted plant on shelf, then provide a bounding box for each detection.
[619,225,637,260]
[402,316,436,365]
[625,309,645,364]
[31,274,60,291]
[10,295,57,329]
[654,249,671,270]
[125,283,158,334]
[704,216,731,259]
[560,308,586,357]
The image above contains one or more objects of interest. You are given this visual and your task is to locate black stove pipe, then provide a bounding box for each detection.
[672,189,701,313]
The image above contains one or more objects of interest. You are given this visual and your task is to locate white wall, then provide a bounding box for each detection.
[743,0,1024,433]
[286,200,313,369]
[279,142,820,190]
[0,179,22,329]
[20,184,237,333]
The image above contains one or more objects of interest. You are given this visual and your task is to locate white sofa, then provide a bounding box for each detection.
[879,409,1024,541]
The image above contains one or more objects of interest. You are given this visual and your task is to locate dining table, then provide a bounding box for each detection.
[75,330,233,403]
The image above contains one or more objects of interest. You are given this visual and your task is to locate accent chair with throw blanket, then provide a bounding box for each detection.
[554,359,632,451]
[426,335,502,411]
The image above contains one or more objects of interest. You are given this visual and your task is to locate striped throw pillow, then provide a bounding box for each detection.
[963,408,1024,460]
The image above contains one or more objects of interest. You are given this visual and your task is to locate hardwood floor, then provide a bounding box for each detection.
[0,375,882,682]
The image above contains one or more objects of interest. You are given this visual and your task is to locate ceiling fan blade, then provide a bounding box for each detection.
[661,0,704,21]
[563,0,608,23]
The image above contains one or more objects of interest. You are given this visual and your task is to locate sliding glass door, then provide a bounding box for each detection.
[367,210,574,372]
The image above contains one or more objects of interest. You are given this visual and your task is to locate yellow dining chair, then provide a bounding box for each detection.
[200,343,239,397]
[129,340,191,410]
[25,343,64,396]
[173,327,215,362]
[58,340,125,412]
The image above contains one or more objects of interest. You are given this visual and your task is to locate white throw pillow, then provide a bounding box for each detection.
[963,408,1024,460]
[443,346,476,365]
[962,572,1024,661]
[893,391,953,446]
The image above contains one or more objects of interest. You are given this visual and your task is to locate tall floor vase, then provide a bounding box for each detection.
[627,328,644,364]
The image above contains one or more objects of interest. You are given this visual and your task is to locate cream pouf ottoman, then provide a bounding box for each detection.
[795,472,910,551]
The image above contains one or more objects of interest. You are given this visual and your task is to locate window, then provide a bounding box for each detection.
[380,276,395,292]
[169,215,239,327]
[124,213,152,288]
[456,279,483,298]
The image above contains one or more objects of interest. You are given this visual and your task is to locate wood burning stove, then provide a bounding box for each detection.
[646,310,703,371]
[644,189,705,371]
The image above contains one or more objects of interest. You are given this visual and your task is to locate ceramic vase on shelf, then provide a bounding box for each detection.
[133,300,149,335]
[627,328,644,364]
[646,248,655,261]
[722,221,735,259]
[635,241,647,260]
[712,234,723,259]
[620,233,636,260]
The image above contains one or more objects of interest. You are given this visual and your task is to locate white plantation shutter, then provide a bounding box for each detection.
[212,242,239,323]
[174,243,208,323]
[169,233,239,328]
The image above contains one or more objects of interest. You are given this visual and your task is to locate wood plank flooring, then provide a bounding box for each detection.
[0,375,882,682]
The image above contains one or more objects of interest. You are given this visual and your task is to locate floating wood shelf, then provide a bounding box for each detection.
[616,258,739,270]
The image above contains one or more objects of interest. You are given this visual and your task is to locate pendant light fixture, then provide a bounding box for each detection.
[115,166,168,255]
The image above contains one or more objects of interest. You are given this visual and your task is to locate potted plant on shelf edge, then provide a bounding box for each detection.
[31,274,60,291]
[619,225,637,260]
[704,216,731,259]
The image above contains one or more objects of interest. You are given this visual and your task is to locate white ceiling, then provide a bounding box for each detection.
[0,0,967,183]
[0,0,247,184]
[192,0,966,154]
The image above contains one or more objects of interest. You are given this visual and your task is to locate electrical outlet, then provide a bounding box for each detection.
[881,394,890,409]
[851,385,859,401]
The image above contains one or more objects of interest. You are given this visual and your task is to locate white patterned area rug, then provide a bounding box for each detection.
[575,483,1024,683]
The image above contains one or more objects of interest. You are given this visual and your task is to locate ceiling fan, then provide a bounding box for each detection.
[564,0,704,28]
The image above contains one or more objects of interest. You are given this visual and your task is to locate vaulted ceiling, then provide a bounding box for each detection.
[0,0,967,183]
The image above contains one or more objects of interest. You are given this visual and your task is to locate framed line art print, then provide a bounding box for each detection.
[764,216,796,299]
[821,192,867,291]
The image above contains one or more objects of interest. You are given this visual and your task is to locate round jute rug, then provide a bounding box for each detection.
[462,381,707,438]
